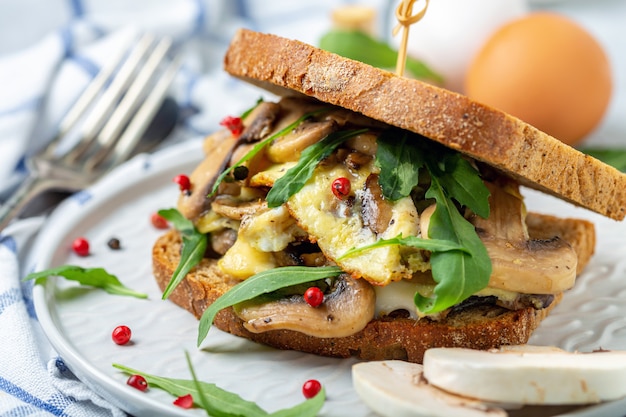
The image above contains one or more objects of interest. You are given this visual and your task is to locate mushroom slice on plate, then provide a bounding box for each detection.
[423,345,626,405]
[352,360,508,417]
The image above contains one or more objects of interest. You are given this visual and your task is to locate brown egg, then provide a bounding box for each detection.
[464,12,612,146]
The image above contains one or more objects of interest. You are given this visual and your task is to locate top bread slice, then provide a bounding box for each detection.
[223,29,626,221]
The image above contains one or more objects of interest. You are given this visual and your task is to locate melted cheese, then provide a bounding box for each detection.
[218,206,304,279]
[288,163,419,285]
[239,205,302,252]
[218,238,277,279]
[196,210,239,234]
[374,279,521,319]
[249,162,295,188]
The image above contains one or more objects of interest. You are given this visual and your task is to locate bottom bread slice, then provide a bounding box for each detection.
[152,213,595,363]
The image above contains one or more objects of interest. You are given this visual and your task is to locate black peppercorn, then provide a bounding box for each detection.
[107,238,121,250]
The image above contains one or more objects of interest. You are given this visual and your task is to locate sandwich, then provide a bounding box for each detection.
[153,29,625,364]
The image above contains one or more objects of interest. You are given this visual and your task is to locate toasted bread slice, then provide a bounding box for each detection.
[152,213,595,364]
[223,29,626,221]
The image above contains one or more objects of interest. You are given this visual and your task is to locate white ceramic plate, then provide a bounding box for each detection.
[31,139,626,417]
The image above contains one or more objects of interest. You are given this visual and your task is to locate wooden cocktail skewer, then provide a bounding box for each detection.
[393,0,430,76]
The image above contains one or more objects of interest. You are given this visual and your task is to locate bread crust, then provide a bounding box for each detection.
[223,29,626,221]
[152,213,593,364]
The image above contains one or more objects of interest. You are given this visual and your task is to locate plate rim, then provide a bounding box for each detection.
[31,139,206,416]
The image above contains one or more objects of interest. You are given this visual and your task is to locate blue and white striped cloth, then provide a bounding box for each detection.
[1,0,625,415]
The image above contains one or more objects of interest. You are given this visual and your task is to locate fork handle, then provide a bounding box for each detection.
[0,174,63,232]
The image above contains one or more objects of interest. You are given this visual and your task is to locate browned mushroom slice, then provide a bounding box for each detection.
[470,180,578,294]
[266,119,338,163]
[344,132,378,157]
[361,174,393,235]
[324,107,388,130]
[495,293,555,310]
[342,149,374,171]
[178,102,282,221]
[211,197,268,220]
[238,101,281,143]
[210,228,238,256]
[177,134,238,220]
[234,275,375,338]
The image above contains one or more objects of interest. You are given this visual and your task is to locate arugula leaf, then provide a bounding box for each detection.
[197,266,342,346]
[157,208,207,300]
[267,387,325,417]
[319,29,443,83]
[184,351,212,416]
[113,363,269,416]
[337,234,468,260]
[428,148,490,219]
[414,175,491,314]
[266,129,368,208]
[581,147,626,172]
[375,129,425,201]
[113,359,326,417]
[23,266,147,299]
[209,109,329,198]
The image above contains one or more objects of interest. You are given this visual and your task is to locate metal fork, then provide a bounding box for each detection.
[0,33,182,232]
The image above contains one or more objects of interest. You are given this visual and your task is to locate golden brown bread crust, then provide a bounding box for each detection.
[152,213,594,364]
[223,29,626,221]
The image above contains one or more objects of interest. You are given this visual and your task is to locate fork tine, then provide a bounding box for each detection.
[0,32,179,231]
[63,33,156,163]
[83,37,175,169]
[42,37,133,158]
[103,53,183,169]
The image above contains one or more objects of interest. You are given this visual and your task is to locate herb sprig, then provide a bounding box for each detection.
[375,131,492,314]
[197,266,342,346]
[113,358,325,417]
[417,174,491,313]
[374,129,425,201]
[157,208,207,300]
[209,108,329,198]
[23,266,147,299]
[338,234,468,260]
[266,129,369,207]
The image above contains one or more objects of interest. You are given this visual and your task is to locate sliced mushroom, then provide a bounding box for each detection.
[177,134,239,220]
[234,275,375,338]
[470,180,578,294]
[178,102,282,221]
[202,128,231,154]
[482,236,577,294]
[353,360,508,417]
[361,174,393,235]
[419,204,436,238]
[210,228,237,256]
[344,131,379,157]
[266,119,338,163]
[238,101,281,143]
[324,107,388,130]
[211,197,268,220]
[496,293,555,310]
[342,150,373,171]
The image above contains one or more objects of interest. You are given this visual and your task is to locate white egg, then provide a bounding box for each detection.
[388,0,528,92]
